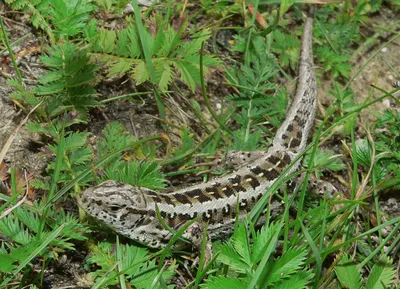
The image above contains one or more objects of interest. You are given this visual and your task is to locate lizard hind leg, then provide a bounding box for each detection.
[182,221,213,266]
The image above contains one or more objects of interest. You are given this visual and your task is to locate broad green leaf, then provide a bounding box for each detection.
[335,254,362,289]
[365,256,395,289]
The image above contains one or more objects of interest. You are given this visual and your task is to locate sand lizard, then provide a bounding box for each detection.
[79,17,317,253]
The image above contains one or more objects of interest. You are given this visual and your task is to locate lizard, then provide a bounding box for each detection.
[78,16,317,255]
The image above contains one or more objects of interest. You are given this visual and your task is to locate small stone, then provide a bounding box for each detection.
[216,103,222,113]
[138,0,154,6]
[123,3,134,14]
[382,99,391,108]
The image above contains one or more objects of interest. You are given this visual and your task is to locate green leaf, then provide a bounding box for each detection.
[303,149,345,177]
[34,42,100,118]
[49,0,96,39]
[252,224,274,263]
[174,60,197,92]
[316,46,352,79]
[264,248,308,287]
[204,276,247,289]
[0,214,32,245]
[133,60,150,85]
[88,242,176,288]
[0,253,15,273]
[217,243,250,272]
[355,139,372,167]
[365,256,396,289]
[271,29,299,70]
[335,254,362,289]
[108,58,133,77]
[13,207,41,234]
[232,223,251,268]
[156,60,173,91]
[279,0,295,15]
[273,270,314,289]
[104,161,166,190]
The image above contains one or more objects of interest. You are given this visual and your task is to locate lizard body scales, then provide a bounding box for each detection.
[79,17,317,249]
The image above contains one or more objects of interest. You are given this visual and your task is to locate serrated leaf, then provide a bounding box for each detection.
[13,207,41,234]
[156,60,172,91]
[355,139,372,167]
[104,161,166,190]
[0,215,32,245]
[173,60,197,92]
[217,243,250,272]
[264,248,308,287]
[88,242,176,287]
[252,224,274,263]
[107,58,133,77]
[133,60,150,85]
[335,253,362,289]
[204,276,247,289]
[232,223,251,267]
[0,253,16,273]
[365,256,396,289]
[273,269,314,289]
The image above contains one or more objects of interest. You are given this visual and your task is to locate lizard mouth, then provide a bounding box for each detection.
[75,195,90,214]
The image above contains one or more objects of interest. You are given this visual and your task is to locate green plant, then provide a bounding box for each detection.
[328,81,357,116]
[84,15,220,92]
[0,201,90,284]
[316,46,352,79]
[335,254,396,289]
[313,8,361,79]
[28,121,167,192]
[96,0,129,14]
[354,109,400,190]
[303,148,345,179]
[198,0,241,19]
[5,0,96,43]
[36,43,100,119]
[87,241,177,288]
[10,42,100,120]
[227,35,287,151]
[204,222,314,289]
[271,29,300,71]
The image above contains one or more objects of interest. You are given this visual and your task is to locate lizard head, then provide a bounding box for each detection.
[78,180,150,232]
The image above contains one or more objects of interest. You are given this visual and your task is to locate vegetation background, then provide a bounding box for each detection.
[0,0,399,288]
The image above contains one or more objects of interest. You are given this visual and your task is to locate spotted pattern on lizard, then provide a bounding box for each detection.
[78,17,317,250]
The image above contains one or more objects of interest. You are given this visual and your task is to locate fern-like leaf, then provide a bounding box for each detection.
[103,161,166,190]
[36,42,100,119]
[84,16,219,92]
